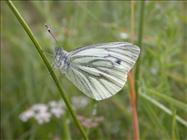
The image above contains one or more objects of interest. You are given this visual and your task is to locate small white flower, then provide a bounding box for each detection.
[32,104,48,112]
[51,107,64,118]
[49,100,65,118]
[150,67,158,75]
[72,96,89,109]
[19,109,34,122]
[119,32,129,39]
[34,111,51,124]
[31,104,51,124]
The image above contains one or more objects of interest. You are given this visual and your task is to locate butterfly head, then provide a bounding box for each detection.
[54,47,67,69]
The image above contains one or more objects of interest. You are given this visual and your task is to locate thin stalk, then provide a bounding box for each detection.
[181,1,187,76]
[128,72,139,140]
[6,1,88,140]
[135,0,145,96]
[130,0,135,43]
[127,1,139,140]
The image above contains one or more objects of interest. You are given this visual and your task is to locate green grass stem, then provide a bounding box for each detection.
[135,0,145,96]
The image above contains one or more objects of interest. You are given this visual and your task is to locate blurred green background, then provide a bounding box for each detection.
[1,1,187,140]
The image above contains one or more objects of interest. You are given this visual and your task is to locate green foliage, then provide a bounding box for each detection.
[1,1,187,140]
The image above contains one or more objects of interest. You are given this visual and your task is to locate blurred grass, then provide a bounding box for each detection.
[1,1,187,140]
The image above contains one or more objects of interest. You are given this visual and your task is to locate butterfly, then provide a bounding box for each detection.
[54,42,140,101]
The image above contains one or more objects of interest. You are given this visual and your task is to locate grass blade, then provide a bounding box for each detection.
[140,92,187,127]
[146,89,187,112]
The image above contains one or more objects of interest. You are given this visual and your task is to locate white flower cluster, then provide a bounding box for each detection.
[19,101,64,124]
[19,96,89,124]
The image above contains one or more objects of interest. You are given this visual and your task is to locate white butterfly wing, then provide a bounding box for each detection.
[65,42,140,100]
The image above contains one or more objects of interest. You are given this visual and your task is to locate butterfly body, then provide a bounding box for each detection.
[54,48,69,73]
[54,42,140,101]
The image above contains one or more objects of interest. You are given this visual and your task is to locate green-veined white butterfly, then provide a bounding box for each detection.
[54,42,140,101]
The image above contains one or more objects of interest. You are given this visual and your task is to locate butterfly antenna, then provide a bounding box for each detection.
[45,24,60,47]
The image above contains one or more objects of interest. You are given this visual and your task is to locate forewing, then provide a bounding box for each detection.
[65,42,140,100]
